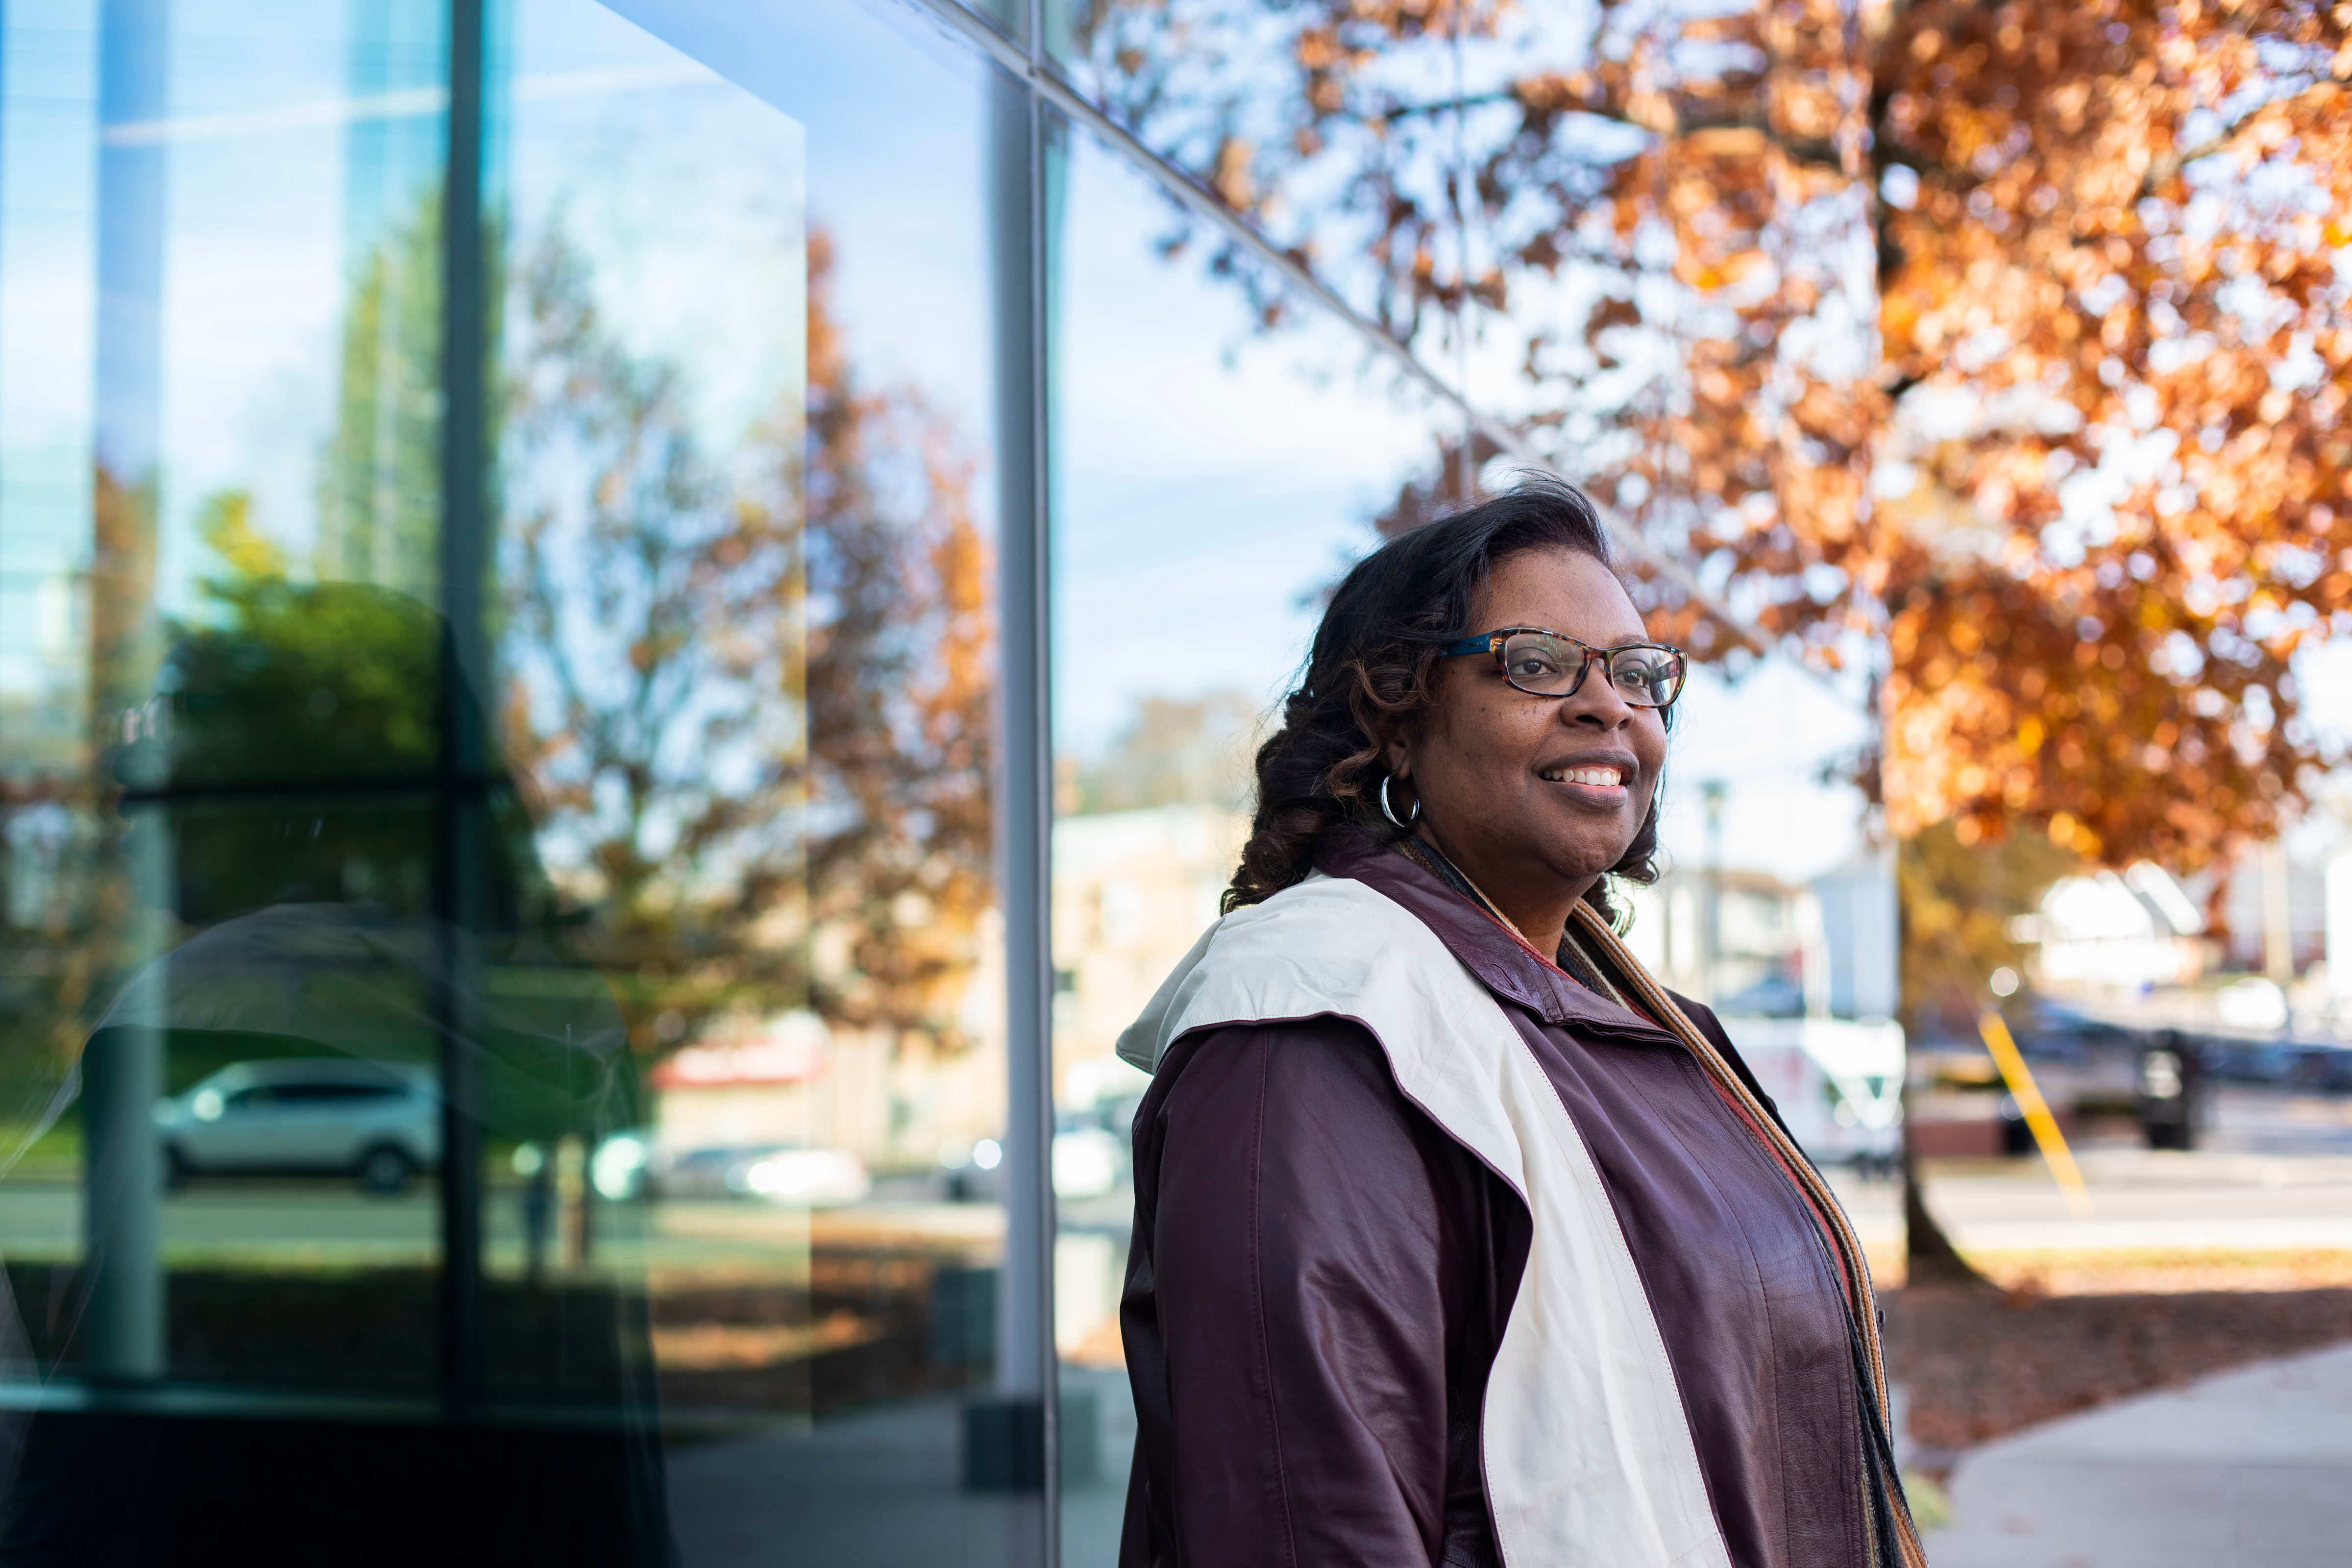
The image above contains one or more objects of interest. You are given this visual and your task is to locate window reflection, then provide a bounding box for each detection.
[1,0,1015,1558]
[494,0,1007,1455]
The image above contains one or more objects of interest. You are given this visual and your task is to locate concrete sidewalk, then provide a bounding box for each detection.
[1920,1341,2352,1567]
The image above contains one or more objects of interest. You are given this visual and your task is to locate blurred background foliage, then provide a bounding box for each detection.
[10,207,997,1098]
[1899,820,2081,1039]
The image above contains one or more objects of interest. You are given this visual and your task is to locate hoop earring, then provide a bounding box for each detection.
[1379,774,1421,829]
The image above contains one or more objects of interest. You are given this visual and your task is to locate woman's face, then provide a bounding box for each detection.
[1394,547,1669,909]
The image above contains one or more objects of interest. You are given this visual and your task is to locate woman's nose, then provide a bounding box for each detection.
[1562,677,1636,728]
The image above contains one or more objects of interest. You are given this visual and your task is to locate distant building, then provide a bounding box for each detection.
[2216,845,2327,978]
[648,995,1006,1164]
[1624,849,1896,1023]
[1049,804,1247,1108]
[2026,863,2207,993]
[1618,853,1903,1164]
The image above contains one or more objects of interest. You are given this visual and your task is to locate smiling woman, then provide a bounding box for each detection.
[1114,477,1928,1568]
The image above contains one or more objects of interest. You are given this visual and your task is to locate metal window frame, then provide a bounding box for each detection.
[437,0,491,1413]
[990,8,1062,1558]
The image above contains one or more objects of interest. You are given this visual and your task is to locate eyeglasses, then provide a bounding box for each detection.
[1438,627,1688,709]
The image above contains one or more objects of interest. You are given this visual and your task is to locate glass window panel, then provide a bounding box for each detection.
[1049,0,1507,376]
[1047,123,1453,1563]
[0,0,490,1549]
[0,0,457,1379]
[498,0,1016,1560]
[0,0,1021,1559]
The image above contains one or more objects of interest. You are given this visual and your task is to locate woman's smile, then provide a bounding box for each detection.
[1535,748,1639,808]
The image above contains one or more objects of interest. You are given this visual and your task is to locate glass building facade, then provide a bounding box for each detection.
[0,0,1478,1560]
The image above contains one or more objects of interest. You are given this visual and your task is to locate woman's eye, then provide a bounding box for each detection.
[1613,655,1679,700]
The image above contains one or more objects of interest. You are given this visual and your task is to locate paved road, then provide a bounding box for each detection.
[2,1087,2339,1273]
[1821,1086,2352,1258]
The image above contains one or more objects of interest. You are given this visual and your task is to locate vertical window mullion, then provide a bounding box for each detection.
[435,0,489,1414]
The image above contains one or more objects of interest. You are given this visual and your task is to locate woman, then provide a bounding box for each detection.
[1114,479,1923,1568]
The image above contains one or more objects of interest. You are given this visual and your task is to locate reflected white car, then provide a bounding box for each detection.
[154,1059,440,1194]
[588,1132,653,1200]
[938,1130,1131,1202]
[649,1145,870,1206]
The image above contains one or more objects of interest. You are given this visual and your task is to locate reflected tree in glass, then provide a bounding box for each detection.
[499,220,998,1065]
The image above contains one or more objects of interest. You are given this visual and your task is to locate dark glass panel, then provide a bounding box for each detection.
[0,0,1022,1558]
[494,0,1018,1560]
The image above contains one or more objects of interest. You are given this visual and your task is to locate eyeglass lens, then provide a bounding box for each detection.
[1499,632,1683,706]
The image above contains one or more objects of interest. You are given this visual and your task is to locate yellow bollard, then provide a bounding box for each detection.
[1977,1010,2093,1219]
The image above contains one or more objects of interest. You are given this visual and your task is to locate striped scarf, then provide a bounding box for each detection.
[1394,836,1928,1568]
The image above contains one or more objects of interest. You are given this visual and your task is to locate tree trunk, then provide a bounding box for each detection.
[1901,1081,1989,1288]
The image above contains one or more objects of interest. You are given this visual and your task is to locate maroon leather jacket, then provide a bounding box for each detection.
[1118,834,1877,1568]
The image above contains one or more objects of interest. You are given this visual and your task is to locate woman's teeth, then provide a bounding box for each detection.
[1541,767,1624,786]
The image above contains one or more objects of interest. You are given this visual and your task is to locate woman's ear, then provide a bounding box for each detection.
[1381,736,1411,780]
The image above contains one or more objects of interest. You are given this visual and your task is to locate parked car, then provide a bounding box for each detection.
[2006,999,2142,1067]
[2288,1044,2352,1095]
[1715,972,1806,1019]
[2198,1035,2298,1085]
[937,1119,1138,1204]
[154,1058,439,1193]
[1051,1127,1124,1200]
[587,1130,654,1200]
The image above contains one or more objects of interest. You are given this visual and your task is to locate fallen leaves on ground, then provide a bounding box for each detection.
[1888,1280,2352,1454]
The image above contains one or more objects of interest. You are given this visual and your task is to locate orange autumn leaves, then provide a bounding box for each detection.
[1882,564,2298,864]
[1872,0,2352,863]
[1072,0,2352,871]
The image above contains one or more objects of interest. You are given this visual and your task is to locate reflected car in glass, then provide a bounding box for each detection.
[648,1144,872,1206]
[152,1059,440,1194]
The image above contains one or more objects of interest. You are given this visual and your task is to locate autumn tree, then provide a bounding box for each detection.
[1067,0,2352,878]
[796,230,995,1051]
[500,221,994,1056]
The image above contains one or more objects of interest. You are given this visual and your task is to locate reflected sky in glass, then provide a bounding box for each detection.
[1054,125,1446,755]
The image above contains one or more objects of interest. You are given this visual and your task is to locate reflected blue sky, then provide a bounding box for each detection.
[0,6,99,704]
[605,0,993,429]
[1053,125,1446,752]
[0,0,992,687]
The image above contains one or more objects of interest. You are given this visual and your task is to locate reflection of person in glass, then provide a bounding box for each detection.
[3,584,672,1565]
[1116,480,1925,1568]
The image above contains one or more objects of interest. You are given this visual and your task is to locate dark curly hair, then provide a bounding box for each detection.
[1225,473,1668,926]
